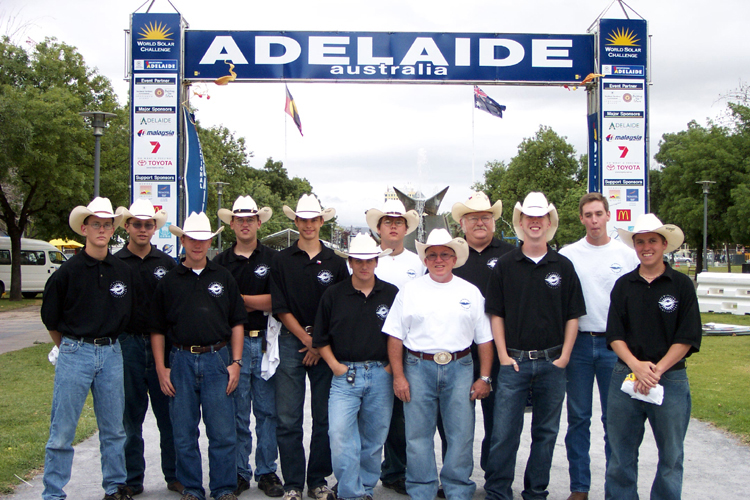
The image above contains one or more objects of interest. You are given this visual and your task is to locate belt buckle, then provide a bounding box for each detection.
[190,345,201,354]
[433,351,452,365]
[93,337,109,346]
[528,350,540,360]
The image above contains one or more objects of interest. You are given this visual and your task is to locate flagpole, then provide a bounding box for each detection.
[284,85,288,167]
[472,87,476,186]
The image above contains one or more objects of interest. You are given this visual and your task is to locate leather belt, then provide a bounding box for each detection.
[580,331,606,337]
[175,341,228,354]
[507,345,563,361]
[78,336,116,346]
[407,347,471,365]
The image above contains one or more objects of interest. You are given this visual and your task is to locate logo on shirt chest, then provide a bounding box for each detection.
[110,281,127,298]
[153,266,168,280]
[406,269,417,279]
[544,272,562,289]
[609,262,623,274]
[317,270,334,285]
[459,298,471,309]
[375,304,390,320]
[207,282,225,297]
[658,294,678,313]
[254,264,270,278]
[486,258,498,269]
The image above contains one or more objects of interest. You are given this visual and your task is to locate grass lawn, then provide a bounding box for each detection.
[0,343,96,494]
[0,297,43,313]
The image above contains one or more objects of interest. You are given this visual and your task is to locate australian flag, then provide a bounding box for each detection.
[474,86,506,118]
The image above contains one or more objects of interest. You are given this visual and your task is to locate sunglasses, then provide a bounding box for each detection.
[129,221,156,230]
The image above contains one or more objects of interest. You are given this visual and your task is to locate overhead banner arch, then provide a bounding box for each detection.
[129,12,648,255]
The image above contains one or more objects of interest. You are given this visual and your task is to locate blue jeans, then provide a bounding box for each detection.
[328,361,393,500]
[43,337,127,500]
[565,333,617,493]
[275,331,333,491]
[403,352,476,500]
[233,334,279,481]
[484,356,566,500]
[170,346,237,500]
[380,398,406,482]
[605,363,691,500]
[120,333,177,487]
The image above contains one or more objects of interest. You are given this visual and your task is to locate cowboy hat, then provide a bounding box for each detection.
[335,233,393,259]
[115,199,168,229]
[69,197,123,236]
[512,192,559,242]
[415,228,469,268]
[451,191,503,224]
[365,199,420,235]
[218,195,272,225]
[282,194,335,221]
[169,212,223,241]
[616,213,684,253]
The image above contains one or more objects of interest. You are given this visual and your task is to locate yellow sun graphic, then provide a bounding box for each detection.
[606,28,639,46]
[138,22,173,41]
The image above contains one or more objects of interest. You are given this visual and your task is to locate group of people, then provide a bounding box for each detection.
[39,188,701,500]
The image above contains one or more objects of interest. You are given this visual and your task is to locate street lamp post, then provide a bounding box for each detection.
[79,111,117,198]
[213,181,229,251]
[696,180,716,273]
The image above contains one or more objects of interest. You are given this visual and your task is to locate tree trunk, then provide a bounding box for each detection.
[726,242,732,273]
[7,225,23,301]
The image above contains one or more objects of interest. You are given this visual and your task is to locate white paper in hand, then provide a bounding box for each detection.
[620,373,664,405]
[48,345,59,366]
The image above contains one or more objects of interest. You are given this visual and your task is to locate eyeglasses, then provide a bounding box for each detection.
[425,252,455,261]
[130,221,155,230]
[382,218,405,227]
[465,215,494,224]
[234,217,258,226]
[87,222,114,230]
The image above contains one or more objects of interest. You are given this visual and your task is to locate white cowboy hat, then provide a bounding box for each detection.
[169,212,223,241]
[115,199,168,229]
[335,233,393,259]
[282,194,335,221]
[365,199,420,235]
[218,195,272,225]
[616,213,684,253]
[512,192,559,242]
[69,197,123,236]
[451,191,503,224]
[415,228,470,268]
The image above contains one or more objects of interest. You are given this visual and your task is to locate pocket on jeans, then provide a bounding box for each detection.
[59,339,80,354]
[405,354,419,366]
[458,354,473,367]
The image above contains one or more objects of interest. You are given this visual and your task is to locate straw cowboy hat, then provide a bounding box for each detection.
[451,191,503,224]
[218,195,272,225]
[415,228,470,268]
[616,213,684,253]
[335,233,393,259]
[115,199,168,229]
[365,199,420,235]
[169,212,223,240]
[69,197,123,236]
[512,192,559,242]
[282,194,335,221]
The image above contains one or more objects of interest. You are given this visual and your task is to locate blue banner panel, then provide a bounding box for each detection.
[599,19,647,76]
[132,13,182,72]
[183,108,208,216]
[184,31,595,83]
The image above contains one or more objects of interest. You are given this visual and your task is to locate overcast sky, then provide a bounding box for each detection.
[3,0,749,227]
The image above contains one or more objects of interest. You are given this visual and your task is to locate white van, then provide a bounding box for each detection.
[0,237,68,298]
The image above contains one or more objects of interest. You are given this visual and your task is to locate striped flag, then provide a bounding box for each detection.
[285,85,303,136]
[474,85,506,118]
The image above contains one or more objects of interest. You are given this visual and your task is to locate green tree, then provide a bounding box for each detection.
[477,126,587,247]
[0,37,122,299]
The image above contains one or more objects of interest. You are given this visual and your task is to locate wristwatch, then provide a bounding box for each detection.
[231,359,243,367]
[479,375,492,384]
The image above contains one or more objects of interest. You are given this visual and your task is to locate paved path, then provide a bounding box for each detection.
[2,306,749,499]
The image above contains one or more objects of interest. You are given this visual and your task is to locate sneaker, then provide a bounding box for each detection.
[168,481,185,494]
[284,489,303,500]
[103,488,133,500]
[121,485,143,497]
[307,485,336,500]
[235,474,251,496]
[382,478,407,495]
[258,472,285,497]
[217,494,238,500]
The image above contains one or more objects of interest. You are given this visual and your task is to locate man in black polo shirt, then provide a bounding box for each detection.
[215,196,284,498]
[151,212,246,500]
[605,214,701,500]
[450,191,515,471]
[41,197,134,500]
[312,233,399,500]
[270,194,348,500]
[114,199,180,497]
[484,192,585,500]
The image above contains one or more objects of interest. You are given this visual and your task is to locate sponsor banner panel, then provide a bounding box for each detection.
[184,30,595,83]
[599,19,647,70]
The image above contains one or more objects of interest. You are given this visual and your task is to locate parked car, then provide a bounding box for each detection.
[0,237,67,298]
[675,256,693,264]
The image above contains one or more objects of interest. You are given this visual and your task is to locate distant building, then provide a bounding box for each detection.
[384,184,420,202]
